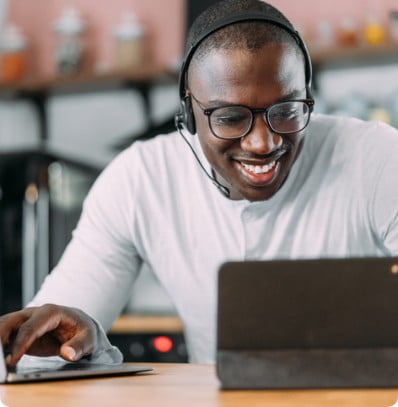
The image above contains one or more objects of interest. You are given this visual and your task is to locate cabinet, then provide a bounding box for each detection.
[0,64,178,313]
[0,64,177,145]
[107,315,187,363]
[309,43,398,126]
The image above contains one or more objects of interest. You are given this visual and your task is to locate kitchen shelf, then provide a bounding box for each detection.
[109,314,183,334]
[310,42,398,67]
[0,64,176,94]
[0,63,177,143]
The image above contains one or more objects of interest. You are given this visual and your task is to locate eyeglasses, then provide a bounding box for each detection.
[190,92,314,140]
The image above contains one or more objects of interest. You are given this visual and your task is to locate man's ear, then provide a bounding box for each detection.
[181,94,196,135]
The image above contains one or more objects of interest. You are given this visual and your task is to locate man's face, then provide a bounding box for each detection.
[188,43,307,201]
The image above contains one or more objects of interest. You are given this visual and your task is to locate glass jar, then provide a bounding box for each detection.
[390,11,398,43]
[53,8,85,75]
[0,23,27,82]
[363,15,386,46]
[113,13,145,70]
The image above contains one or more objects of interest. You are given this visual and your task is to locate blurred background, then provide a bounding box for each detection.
[0,0,397,363]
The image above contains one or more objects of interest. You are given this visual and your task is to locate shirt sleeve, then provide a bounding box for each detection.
[366,122,398,254]
[29,146,142,334]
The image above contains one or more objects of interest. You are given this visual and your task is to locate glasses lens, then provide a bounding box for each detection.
[209,106,252,139]
[268,101,309,133]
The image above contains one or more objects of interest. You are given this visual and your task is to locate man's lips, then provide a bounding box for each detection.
[232,148,287,185]
[232,148,288,165]
[240,160,277,174]
[232,147,287,168]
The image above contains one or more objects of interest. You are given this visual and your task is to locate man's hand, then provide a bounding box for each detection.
[0,304,97,366]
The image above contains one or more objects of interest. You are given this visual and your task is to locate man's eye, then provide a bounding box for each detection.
[277,109,300,120]
[213,114,246,126]
[212,107,250,127]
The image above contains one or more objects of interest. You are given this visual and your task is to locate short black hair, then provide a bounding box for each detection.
[186,0,303,70]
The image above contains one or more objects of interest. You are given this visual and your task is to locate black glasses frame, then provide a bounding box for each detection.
[189,92,315,140]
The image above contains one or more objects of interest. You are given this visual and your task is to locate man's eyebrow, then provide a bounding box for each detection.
[275,89,305,103]
[205,99,230,108]
[206,89,306,108]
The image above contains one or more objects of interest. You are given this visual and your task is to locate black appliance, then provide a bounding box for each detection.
[0,151,97,314]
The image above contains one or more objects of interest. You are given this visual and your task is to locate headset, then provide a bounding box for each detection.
[175,11,314,135]
[174,10,314,198]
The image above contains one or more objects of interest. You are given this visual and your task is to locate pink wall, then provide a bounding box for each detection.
[270,0,398,40]
[7,0,398,78]
[8,0,185,77]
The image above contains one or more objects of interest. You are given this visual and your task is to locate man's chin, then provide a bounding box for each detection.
[229,184,281,201]
[216,167,285,201]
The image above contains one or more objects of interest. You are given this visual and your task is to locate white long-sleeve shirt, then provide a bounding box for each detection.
[31,114,398,363]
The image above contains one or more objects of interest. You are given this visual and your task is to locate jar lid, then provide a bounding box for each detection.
[54,7,85,34]
[114,13,144,39]
[1,23,27,51]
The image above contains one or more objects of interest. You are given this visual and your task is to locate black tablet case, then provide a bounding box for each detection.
[216,257,398,389]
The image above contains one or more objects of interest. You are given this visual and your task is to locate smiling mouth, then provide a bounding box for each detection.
[237,159,280,182]
[234,150,285,187]
[240,160,277,174]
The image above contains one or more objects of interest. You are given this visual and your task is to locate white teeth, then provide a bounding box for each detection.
[241,160,277,174]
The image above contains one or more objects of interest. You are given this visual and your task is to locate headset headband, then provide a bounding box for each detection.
[179,11,313,99]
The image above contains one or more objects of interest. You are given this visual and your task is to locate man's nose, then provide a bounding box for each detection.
[240,114,282,155]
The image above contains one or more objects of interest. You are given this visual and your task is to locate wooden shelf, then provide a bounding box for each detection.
[1,44,397,92]
[0,63,177,95]
[310,42,398,66]
[109,314,183,334]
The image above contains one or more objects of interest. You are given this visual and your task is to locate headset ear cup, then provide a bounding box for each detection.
[183,96,196,135]
[306,85,314,104]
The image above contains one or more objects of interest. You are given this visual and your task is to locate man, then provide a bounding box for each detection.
[1,0,397,365]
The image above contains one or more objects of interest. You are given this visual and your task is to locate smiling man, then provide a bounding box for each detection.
[187,44,309,201]
[1,0,398,366]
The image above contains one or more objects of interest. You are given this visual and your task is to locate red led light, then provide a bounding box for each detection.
[152,336,173,353]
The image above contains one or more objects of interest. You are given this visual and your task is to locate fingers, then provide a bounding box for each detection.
[58,307,97,362]
[6,305,62,365]
[60,328,96,362]
[2,304,97,366]
[0,308,36,348]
